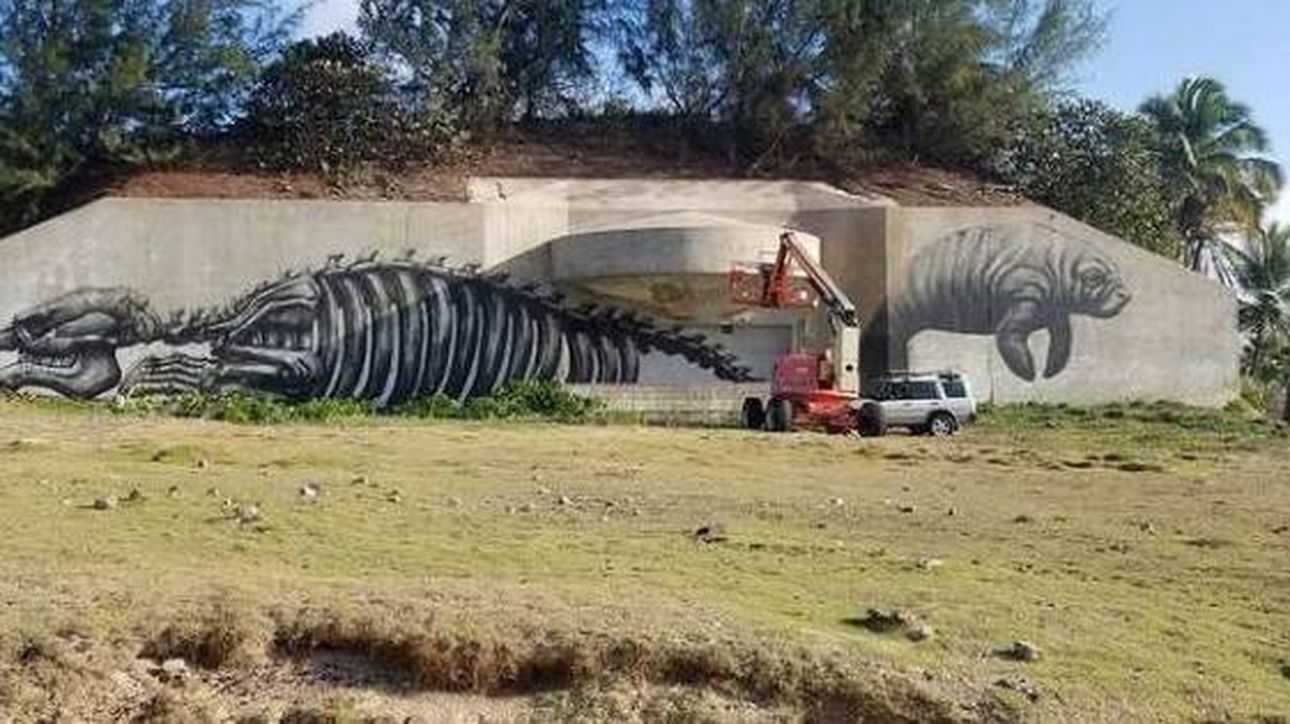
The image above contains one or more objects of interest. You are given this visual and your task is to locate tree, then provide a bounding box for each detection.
[241,32,448,176]
[984,0,1106,88]
[615,0,823,165]
[615,0,726,120]
[0,0,294,229]
[996,99,1180,258]
[359,0,606,132]
[1227,223,1290,379]
[1140,77,1284,272]
[814,0,1105,166]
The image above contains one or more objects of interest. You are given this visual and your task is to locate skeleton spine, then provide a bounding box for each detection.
[311,263,651,405]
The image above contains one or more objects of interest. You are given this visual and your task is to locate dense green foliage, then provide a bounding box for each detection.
[358,0,605,132]
[610,0,1106,167]
[240,32,452,176]
[1227,224,1290,384]
[0,0,294,229]
[111,379,604,424]
[996,99,1180,257]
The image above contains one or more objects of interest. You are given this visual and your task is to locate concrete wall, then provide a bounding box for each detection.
[888,207,1239,406]
[0,181,1240,406]
[0,198,487,320]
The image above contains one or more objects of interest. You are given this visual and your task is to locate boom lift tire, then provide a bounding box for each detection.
[741,397,766,430]
[766,398,795,433]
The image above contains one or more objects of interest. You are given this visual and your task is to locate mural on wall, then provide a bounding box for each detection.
[888,225,1131,381]
[0,257,754,402]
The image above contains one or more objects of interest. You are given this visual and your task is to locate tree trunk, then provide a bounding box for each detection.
[1249,329,1264,375]
[1283,375,1290,423]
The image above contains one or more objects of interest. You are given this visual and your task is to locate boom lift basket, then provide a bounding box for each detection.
[728,261,817,308]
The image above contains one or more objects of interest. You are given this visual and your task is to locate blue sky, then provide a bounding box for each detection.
[299,0,1289,224]
[1074,1,1290,225]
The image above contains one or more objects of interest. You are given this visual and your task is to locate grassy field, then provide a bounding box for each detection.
[0,399,1287,722]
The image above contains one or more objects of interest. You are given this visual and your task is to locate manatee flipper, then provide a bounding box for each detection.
[1044,316,1072,379]
[995,300,1044,381]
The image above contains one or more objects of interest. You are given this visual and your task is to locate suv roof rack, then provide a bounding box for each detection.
[878,369,964,379]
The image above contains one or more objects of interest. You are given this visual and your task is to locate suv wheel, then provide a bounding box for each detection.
[927,412,957,437]
[741,397,766,430]
[766,398,794,433]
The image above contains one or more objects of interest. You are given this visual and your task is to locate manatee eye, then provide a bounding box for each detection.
[1080,267,1108,288]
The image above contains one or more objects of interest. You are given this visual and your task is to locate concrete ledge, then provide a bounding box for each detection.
[570,383,769,426]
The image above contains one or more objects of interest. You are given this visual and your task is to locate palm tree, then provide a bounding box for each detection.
[1227,223,1290,377]
[1140,77,1283,272]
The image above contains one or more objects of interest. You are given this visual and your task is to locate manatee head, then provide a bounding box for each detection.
[1069,251,1130,318]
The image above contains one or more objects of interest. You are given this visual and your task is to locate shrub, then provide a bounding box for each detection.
[113,379,602,425]
[240,31,457,178]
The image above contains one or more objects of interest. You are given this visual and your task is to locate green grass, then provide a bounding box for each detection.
[0,398,1287,720]
[103,379,605,425]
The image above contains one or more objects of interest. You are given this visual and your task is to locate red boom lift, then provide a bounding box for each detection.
[730,232,885,436]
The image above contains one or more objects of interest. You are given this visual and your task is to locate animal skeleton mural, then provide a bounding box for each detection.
[888,225,1131,381]
[0,257,754,402]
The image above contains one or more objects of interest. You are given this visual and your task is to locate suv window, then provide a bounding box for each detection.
[942,380,967,398]
[908,381,940,400]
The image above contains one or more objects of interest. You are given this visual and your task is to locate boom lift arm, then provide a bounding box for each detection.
[762,232,858,330]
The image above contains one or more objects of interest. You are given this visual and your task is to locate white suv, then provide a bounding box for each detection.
[865,372,977,436]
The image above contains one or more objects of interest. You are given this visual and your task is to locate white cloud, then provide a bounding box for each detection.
[298,0,359,39]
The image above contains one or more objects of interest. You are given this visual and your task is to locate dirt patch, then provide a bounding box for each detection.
[141,605,269,669]
[834,165,1027,207]
[266,609,977,721]
[107,127,1027,207]
[1,608,997,723]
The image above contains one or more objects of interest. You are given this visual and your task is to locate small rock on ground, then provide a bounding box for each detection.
[856,608,920,634]
[93,496,118,511]
[907,624,935,642]
[994,676,1041,702]
[157,658,190,684]
[694,523,728,543]
[996,640,1041,662]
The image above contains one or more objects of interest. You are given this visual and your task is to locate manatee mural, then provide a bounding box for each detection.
[0,257,754,402]
[888,225,1131,381]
